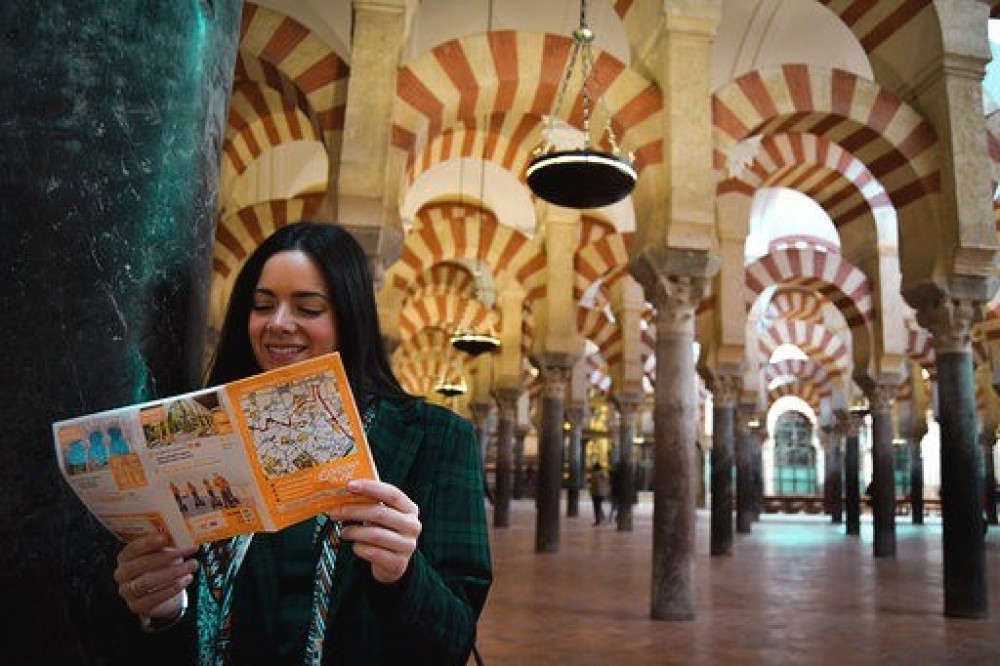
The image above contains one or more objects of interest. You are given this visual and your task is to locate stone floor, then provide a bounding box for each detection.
[474,496,1000,665]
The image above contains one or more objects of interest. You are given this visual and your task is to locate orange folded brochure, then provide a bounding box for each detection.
[53,353,378,548]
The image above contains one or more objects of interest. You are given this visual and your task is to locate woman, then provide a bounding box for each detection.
[113,222,492,664]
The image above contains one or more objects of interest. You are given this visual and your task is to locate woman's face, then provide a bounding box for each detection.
[248,250,338,371]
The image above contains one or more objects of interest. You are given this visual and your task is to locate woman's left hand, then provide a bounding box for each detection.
[327,479,422,584]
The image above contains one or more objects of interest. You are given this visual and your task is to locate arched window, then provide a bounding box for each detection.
[773,411,817,495]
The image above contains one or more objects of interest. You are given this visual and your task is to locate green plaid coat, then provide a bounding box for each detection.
[133,397,493,665]
[321,397,493,663]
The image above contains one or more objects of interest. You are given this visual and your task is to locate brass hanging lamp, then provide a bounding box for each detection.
[451,256,500,357]
[526,0,636,209]
[434,351,468,398]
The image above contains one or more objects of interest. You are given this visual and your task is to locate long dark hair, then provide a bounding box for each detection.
[207,221,409,405]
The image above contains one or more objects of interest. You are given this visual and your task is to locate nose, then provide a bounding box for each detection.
[267,303,296,332]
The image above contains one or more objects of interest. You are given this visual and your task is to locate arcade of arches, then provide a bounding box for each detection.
[208,0,1000,623]
[6,0,1000,662]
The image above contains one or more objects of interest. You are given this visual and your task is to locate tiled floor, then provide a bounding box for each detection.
[474,497,1000,665]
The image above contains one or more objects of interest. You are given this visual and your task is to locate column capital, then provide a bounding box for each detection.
[540,363,571,400]
[469,401,492,424]
[629,247,717,333]
[493,386,521,406]
[914,296,978,354]
[846,408,867,437]
[708,372,741,409]
[863,382,898,415]
[611,391,644,414]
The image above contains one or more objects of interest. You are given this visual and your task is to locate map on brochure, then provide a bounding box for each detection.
[52,353,378,548]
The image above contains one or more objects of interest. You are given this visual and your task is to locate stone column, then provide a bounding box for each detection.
[910,437,925,525]
[536,359,571,553]
[917,297,989,618]
[512,424,529,499]
[565,406,586,518]
[982,429,998,525]
[828,418,844,525]
[735,405,755,534]
[751,423,765,520]
[820,424,833,515]
[844,408,864,536]
[336,0,406,224]
[469,402,493,478]
[614,395,642,532]
[865,383,898,557]
[0,3,240,662]
[494,388,519,528]
[643,272,710,620]
[708,373,740,555]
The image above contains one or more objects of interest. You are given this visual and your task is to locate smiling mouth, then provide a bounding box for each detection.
[264,344,308,359]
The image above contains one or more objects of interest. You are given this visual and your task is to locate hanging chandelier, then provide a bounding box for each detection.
[434,341,469,397]
[526,0,636,209]
[434,379,468,398]
[451,257,500,357]
[451,331,500,356]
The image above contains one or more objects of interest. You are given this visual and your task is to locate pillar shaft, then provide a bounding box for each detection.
[830,431,844,525]
[494,390,518,528]
[566,406,585,518]
[709,374,739,555]
[910,438,925,524]
[868,385,897,557]
[615,398,641,531]
[536,362,570,553]
[917,296,989,618]
[646,274,708,620]
[0,3,240,662]
[735,407,755,534]
[845,413,862,536]
[983,433,998,525]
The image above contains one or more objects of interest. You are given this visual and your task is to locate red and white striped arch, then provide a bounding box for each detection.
[391,31,662,181]
[578,306,616,349]
[411,201,497,231]
[767,288,828,325]
[768,381,826,414]
[746,247,873,329]
[227,5,349,176]
[392,327,454,396]
[764,358,833,411]
[809,1,936,58]
[574,232,634,303]
[713,66,938,214]
[614,1,936,65]
[757,320,851,379]
[385,216,546,303]
[209,194,328,331]
[405,262,476,302]
[212,194,327,280]
[397,293,498,344]
[583,352,611,393]
[905,318,935,381]
[719,133,893,231]
[407,115,540,191]
[765,358,833,392]
[225,82,324,176]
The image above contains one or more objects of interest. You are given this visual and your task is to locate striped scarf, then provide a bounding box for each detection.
[196,402,374,665]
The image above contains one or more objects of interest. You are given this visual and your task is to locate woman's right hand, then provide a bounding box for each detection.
[113,533,199,619]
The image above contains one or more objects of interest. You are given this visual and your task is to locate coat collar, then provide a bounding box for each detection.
[326,398,424,610]
[365,397,424,489]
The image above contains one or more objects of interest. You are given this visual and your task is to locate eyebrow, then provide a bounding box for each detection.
[254,288,331,301]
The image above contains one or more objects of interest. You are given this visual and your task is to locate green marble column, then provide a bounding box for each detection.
[0,1,241,662]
